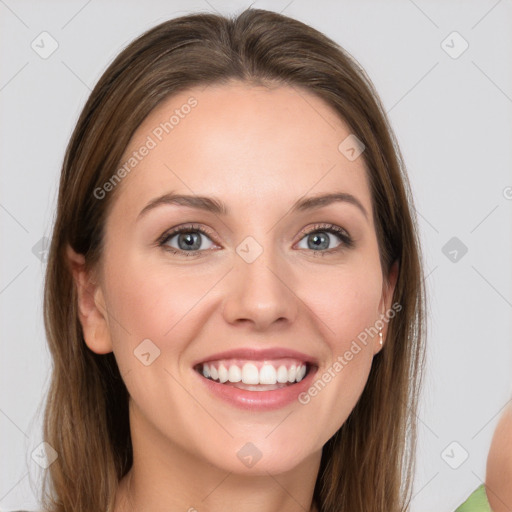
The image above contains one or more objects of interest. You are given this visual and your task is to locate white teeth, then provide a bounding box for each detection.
[259,364,277,385]
[200,361,308,385]
[276,365,288,383]
[228,365,242,383]
[218,364,229,383]
[241,363,259,384]
[296,365,307,382]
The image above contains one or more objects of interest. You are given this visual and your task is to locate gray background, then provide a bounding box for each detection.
[1,1,511,510]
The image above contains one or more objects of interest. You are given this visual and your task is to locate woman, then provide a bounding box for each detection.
[452,400,511,512]
[485,401,512,511]
[41,7,428,511]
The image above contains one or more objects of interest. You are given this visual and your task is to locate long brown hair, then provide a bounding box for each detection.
[42,8,426,512]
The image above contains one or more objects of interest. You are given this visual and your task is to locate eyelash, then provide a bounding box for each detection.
[157,222,354,257]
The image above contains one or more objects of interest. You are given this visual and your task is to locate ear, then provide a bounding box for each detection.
[66,245,113,354]
[375,259,399,353]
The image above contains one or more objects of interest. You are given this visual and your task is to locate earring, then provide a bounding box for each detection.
[379,329,383,346]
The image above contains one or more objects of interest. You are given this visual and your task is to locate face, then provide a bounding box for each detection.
[71,81,397,476]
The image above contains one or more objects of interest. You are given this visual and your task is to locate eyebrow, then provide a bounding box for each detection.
[137,191,369,221]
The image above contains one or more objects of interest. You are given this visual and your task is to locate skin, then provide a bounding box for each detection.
[68,81,398,512]
[486,401,512,511]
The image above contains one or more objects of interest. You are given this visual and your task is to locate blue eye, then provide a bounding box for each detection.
[296,224,353,253]
[159,224,216,256]
[297,231,341,251]
[158,222,353,257]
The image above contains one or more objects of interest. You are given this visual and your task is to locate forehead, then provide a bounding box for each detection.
[110,81,372,222]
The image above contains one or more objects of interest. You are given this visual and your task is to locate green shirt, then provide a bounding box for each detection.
[455,485,492,512]
[5,484,495,512]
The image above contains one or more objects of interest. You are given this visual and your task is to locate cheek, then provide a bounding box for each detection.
[303,261,383,348]
[100,256,212,420]
[303,343,374,446]
[100,250,221,365]
[294,261,382,433]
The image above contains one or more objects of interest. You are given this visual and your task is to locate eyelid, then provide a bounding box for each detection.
[158,223,216,242]
[294,223,354,251]
[295,222,351,241]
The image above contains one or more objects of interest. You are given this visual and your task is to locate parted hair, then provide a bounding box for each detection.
[42,8,426,512]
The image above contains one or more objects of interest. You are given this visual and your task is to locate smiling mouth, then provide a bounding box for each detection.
[194,359,314,391]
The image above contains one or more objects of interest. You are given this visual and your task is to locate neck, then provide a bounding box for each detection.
[116,466,320,512]
[113,402,321,512]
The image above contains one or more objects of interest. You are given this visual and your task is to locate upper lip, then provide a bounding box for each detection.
[192,347,319,367]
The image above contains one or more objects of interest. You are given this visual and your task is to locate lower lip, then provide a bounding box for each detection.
[194,366,318,411]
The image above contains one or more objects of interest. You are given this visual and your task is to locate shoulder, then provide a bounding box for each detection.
[454,484,492,512]
[486,401,512,512]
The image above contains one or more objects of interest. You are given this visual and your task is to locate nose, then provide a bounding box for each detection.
[221,245,299,331]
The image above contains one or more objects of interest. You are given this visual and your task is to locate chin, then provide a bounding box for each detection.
[197,435,319,476]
